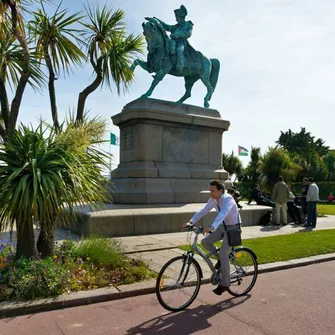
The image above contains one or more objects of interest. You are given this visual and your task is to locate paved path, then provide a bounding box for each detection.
[1,260,335,335]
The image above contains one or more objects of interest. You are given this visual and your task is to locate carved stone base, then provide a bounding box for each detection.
[111,98,230,204]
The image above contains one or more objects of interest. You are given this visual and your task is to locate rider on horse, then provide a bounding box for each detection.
[153,5,193,72]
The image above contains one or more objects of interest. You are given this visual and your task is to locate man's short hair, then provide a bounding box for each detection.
[227,188,235,195]
[308,177,314,182]
[254,184,259,188]
[277,176,283,182]
[209,180,224,191]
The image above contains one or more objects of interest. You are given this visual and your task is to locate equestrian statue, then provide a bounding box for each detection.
[130,5,220,108]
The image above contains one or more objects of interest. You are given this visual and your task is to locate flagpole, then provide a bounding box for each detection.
[109,139,112,177]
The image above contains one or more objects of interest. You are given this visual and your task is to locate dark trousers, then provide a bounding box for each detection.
[287,202,301,223]
[301,198,308,215]
[257,199,275,208]
[307,201,318,227]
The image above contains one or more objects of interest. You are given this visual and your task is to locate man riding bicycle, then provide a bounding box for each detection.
[184,180,241,295]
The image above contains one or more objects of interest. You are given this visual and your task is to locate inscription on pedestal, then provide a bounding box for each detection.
[121,130,134,150]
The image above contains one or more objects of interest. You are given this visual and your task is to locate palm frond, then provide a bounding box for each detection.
[81,4,126,64]
[0,30,46,92]
[102,32,145,94]
[28,3,85,76]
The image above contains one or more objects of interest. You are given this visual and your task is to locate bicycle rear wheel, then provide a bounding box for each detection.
[156,255,202,312]
[227,247,258,297]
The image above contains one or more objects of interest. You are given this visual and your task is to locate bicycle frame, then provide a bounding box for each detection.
[185,226,238,279]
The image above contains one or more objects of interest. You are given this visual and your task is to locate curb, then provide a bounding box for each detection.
[1,255,335,319]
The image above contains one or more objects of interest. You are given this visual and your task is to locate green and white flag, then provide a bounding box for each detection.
[238,145,248,156]
[110,133,120,146]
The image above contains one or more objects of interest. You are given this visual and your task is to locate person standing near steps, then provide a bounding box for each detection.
[183,180,241,296]
[272,176,290,226]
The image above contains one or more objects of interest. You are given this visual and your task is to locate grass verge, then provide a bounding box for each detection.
[180,229,335,265]
[318,204,335,216]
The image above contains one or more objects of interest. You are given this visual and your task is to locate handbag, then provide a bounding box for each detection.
[225,226,242,246]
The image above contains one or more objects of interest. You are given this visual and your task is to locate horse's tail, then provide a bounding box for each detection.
[209,58,220,91]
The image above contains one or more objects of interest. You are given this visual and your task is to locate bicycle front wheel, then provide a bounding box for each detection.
[156,255,202,312]
[227,247,258,297]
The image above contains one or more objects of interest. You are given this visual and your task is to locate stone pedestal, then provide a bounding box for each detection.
[111,98,230,204]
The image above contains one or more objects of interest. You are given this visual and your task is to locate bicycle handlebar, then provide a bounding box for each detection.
[186,224,204,234]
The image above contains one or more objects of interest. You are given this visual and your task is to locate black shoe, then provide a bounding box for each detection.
[214,260,221,270]
[213,285,228,296]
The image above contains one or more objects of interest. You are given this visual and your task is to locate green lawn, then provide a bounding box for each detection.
[180,229,335,265]
[318,204,335,216]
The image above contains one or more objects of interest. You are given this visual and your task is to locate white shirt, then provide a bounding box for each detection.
[306,183,319,201]
[190,193,241,230]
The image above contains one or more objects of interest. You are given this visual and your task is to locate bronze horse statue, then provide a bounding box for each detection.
[130,18,220,108]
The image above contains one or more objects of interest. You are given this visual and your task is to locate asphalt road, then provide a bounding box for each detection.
[1,261,335,335]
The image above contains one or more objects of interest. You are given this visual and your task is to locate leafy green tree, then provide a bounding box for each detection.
[261,147,301,188]
[322,150,335,181]
[276,127,329,164]
[277,127,329,159]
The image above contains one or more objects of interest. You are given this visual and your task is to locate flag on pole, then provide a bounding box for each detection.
[238,146,248,156]
[110,133,120,146]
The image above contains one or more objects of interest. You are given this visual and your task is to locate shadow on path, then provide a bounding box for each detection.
[127,295,250,335]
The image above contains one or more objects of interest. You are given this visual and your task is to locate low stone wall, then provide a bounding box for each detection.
[66,203,274,238]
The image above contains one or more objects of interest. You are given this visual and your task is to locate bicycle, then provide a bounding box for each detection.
[156,225,258,312]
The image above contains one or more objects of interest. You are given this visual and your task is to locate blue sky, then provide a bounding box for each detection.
[15,0,335,171]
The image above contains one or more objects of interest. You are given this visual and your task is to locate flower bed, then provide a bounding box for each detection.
[0,237,155,301]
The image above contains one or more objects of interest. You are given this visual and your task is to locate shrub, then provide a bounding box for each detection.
[1,257,71,300]
[76,235,126,270]
[0,236,155,301]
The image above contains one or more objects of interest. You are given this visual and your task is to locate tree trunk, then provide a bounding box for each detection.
[76,57,103,124]
[37,223,56,258]
[44,46,60,132]
[0,64,10,130]
[15,218,37,259]
[7,1,31,135]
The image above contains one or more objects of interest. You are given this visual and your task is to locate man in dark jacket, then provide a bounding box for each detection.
[248,184,275,207]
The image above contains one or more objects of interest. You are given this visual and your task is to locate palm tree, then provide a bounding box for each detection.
[28,3,85,132]
[222,152,243,181]
[0,1,31,138]
[0,0,49,139]
[240,147,263,183]
[76,4,144,123]
[0,30,45,91]
[0,119,112,258]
